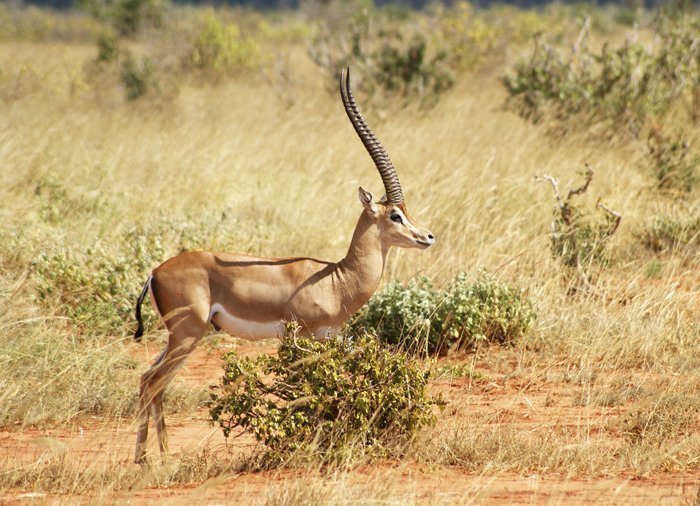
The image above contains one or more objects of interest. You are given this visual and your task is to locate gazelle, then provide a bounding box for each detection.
[133,68,435,464]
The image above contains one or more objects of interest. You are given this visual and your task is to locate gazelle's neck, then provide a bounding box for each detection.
[337,211,387,308]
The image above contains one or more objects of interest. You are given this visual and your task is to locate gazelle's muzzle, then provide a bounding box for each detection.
[413,228,435,248]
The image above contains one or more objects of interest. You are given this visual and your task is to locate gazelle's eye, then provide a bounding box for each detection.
[390,213,403,224]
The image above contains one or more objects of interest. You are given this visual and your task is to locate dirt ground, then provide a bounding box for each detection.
[2,339,699,505]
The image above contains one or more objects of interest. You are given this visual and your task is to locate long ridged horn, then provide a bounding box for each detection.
[340,68,404,205]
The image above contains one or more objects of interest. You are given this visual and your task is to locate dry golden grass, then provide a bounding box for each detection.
[1,5,700,502]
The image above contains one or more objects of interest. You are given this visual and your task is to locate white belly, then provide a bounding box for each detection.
[209,303,286,340]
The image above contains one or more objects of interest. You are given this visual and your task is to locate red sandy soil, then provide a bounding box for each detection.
[1,338,699,505]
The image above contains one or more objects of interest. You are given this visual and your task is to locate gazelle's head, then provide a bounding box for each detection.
[358,187,435,249]
[340,68,435,250]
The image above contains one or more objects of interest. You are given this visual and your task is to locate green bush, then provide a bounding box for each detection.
[113,0,166,35]
[348,273,535,355]
[86,30,175,103]
[308,7,453,105]
[209,331,441,467]
[29,207,262,337]
[436,2,569,72]
[121,55,157,101]
[503,13,700,135]
[96,30,119,64]
[641,212,700,254]
[186,10,260,77]
[79,0,167,36]
[442,274,535,348]
[350,277,439,354]
[646,129,700,194]
[372,32,453,102]
[31,230,165,337]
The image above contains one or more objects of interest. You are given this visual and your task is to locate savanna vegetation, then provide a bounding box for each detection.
[1,0,700,503]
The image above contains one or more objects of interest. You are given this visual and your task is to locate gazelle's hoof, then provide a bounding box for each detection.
[134,448,148,466]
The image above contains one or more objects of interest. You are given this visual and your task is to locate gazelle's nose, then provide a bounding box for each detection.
[421,229,436,246]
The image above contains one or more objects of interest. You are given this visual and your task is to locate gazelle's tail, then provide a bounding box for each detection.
[134,276,151,342]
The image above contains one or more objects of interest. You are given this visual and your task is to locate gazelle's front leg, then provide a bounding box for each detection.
[313,326,340,339]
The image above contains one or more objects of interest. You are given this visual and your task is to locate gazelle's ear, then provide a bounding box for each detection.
[358,187,378,216]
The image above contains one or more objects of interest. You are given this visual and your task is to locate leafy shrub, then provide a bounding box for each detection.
[504,14,700,135]
[121,55,157,101]
[96,30,119,64]
[79,0,167,36]
[372,32,453,102]
[308,7,453,104]
[349,273,535,355]
[435,2,495,71]
[113,0,166,35]
[209,331,441,467]
[645,128,700,193]
[436,2,568,71]
[85,31,173,103]
[31,230,165,337]
[29,207,263,337]
[442,274,535,348]
[537,167,621,269]
[641,212,700,253]
[186,10,260,77]
[550,201,618,268]
[350,277,439,354]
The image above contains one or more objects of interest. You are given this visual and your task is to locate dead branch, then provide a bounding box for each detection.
[566,164,594,201]
[596,199,622,236]
[572,17,591,55]
[534,174,564,209]
[536,163,594,209]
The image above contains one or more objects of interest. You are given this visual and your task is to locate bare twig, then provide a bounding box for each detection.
[536,164,594,209]
[567,164,593,200]
[596,199,622,236]
[535,174,564,209]
[572,17,591,55]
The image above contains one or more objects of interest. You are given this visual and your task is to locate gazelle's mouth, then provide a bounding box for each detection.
[415,239,434,248]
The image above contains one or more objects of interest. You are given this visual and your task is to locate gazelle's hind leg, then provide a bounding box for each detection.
[135,347,165,464]
[134,305,209,464]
